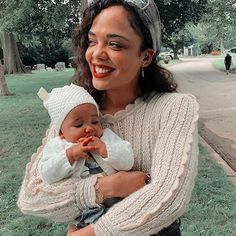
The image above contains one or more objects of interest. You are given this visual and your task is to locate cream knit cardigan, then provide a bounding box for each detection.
[17,92,199,236]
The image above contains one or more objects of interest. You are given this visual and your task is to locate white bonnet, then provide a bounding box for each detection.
[37,84,99,134]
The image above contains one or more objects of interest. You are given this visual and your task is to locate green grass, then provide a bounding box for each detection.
[212,57,236,73]
[182,145,236,236]
[1,70,236,235]
[0,70,74,236]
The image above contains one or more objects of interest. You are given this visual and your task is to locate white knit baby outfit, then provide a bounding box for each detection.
[37,83,134,182]
[39,128,134,184]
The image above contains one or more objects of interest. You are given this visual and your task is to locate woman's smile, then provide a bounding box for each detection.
[92,64,115,78]
[85,6,145,92]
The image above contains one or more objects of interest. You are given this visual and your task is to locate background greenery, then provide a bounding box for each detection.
[213,57,236,72]
[0,70,236,235]
[1,0,235,69]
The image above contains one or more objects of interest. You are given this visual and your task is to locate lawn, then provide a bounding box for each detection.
[0,70,236,236]
[212,57,236,73]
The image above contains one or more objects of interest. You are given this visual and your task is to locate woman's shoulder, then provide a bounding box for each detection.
[144,92,199,119]
[149,92,198,108]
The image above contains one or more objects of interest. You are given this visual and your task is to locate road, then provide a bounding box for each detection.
[169,57,236,173]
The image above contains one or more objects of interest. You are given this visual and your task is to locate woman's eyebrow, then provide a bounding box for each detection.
[107,33,129,42]
[88,31,129,42]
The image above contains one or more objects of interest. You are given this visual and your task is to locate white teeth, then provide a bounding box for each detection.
[95,66,111,74]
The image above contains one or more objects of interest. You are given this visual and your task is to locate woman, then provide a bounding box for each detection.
[224,53,232,75]
[17,0,199,235]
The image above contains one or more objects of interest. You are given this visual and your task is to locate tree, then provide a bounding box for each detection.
[0,61,10,96]
[0,0,82,71]
[200,0,236,51]
[166,26,196,58]
[156,0,208,57]
[0,0,28,74]
[182,0,236,55]
[1,31,27,74]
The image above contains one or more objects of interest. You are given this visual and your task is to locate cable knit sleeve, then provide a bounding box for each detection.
[92,93,199,235]
[17,128,100,222]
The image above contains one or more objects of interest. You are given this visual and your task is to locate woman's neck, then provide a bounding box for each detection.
[100,88,140,115]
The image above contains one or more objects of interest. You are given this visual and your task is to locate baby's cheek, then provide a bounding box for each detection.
[97,126,103,138]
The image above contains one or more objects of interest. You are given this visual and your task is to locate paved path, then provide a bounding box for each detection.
[168,57,236,185]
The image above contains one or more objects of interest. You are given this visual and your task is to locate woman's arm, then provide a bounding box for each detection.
[90,94,199,236]
[96,171,147,199]
[66,171,148,236]
[17,127,147,222]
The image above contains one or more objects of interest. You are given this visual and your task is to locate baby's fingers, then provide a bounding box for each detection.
[80,136,93,146]
[77,137,86,143]
[81,145,97,152]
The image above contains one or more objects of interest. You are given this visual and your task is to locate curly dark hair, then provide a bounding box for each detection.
[72,0,177,105]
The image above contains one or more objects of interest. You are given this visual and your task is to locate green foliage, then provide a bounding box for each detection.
[184,0,236,53]
[18,41,70,68]
[157,0,208,49]
[0,0,81,67]
[0,70,236,235]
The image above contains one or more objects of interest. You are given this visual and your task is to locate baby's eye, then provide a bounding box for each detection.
[75,123,83,128]
[92,120,99,125]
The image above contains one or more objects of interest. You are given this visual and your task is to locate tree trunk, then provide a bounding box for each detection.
[0,62,10,96]
[0,31,27,74]
[173,48,179,59]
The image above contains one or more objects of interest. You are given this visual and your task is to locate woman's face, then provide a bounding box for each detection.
[85,5,146,92]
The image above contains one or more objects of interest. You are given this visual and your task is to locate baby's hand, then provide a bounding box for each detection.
[66,143,96,165]
[78,136,94,146]
[79,136,108,158]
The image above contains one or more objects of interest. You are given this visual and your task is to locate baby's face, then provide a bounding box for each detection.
[60,104,103,143]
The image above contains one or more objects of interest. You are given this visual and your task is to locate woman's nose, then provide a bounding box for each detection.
[85,125,95,136]
[92,44,108,60]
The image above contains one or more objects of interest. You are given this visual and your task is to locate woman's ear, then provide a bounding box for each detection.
[142,49,155,67]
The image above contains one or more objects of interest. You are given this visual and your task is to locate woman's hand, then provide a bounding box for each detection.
[66,171,148,235]
[67,225,95,236]
[97,171,148,199]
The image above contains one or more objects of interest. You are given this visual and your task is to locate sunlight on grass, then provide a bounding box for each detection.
[0,70,236,235]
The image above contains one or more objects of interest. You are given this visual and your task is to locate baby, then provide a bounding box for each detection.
[37,84,134,228]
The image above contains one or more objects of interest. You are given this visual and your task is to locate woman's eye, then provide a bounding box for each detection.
[109,42,123,50]
[88,39,96,46]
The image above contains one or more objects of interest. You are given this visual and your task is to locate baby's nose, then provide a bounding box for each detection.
[85,126,95,136]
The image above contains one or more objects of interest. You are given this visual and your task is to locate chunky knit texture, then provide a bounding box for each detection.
[37,84,99,135]
[17,92,199,235]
